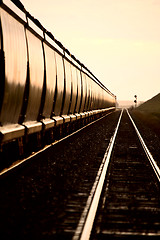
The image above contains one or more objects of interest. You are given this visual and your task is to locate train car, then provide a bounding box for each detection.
[0,0,116,159]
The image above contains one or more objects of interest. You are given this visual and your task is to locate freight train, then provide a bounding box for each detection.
[0,0,116,160]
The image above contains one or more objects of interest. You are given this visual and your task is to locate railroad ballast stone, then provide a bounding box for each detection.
[0,111,120,239]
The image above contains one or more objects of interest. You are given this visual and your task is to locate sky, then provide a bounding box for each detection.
[21,0,160,103]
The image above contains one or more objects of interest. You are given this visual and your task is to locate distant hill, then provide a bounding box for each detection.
[137,93,160,115]
[118,100,144,108]
[118,100,134,108]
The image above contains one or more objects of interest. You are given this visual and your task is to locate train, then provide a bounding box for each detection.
[0,0,116,160]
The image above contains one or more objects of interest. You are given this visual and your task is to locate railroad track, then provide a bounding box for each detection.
[0,109,160,239]
[74,109,160,240]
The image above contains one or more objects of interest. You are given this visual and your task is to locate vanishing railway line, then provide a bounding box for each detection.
[78,109,160,240]
[0,109,160,239]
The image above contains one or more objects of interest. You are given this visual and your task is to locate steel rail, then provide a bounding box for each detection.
[127,109,160,182]
[0,111,116,177]
[73,109,123,240]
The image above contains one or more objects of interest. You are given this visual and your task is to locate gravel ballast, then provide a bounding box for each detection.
[0,111,120,239]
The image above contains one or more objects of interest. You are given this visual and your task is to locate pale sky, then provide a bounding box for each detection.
[21,0,160,102]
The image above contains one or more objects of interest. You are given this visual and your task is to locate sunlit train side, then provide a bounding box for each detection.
[0,0,116,157]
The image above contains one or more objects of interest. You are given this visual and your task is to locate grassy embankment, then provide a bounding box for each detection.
[131,93,160,136]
